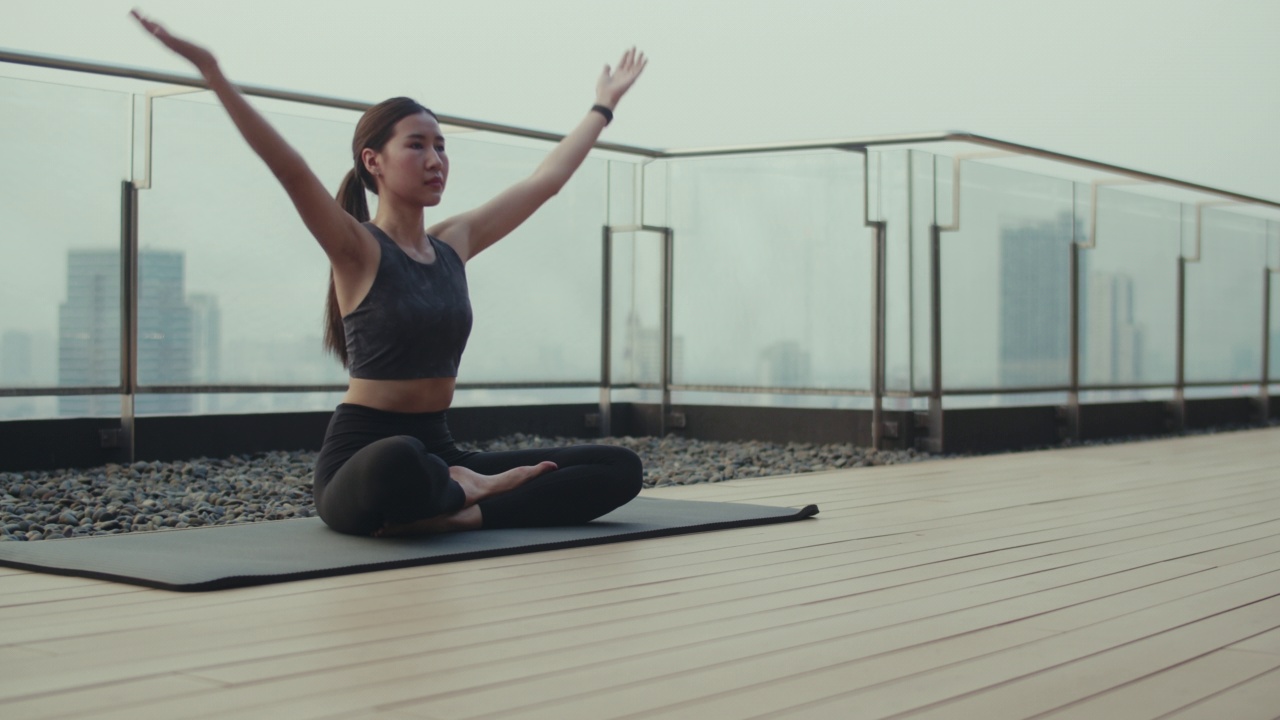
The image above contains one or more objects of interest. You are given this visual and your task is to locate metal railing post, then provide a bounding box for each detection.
[927,221,943,454]
[870,220,886,449]
[1261,226,1279,422]
[661,227,675,436]
[1067,236,1081,441]
[1173,254,1187,432]
[599,225,613,437]
[119,181,138,462]
[1261,268,1273,423]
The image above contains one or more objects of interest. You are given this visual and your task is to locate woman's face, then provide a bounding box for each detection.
[365,112,449,207]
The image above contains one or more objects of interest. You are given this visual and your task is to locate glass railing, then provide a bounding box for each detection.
[3,49,1279,452]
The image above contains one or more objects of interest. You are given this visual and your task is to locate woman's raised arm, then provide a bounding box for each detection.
[429,48,647,262]
[130,10,371,266]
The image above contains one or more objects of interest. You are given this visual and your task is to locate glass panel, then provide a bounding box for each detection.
[1184,208,1267,383]
[1079,186,1182,386]
[461,144,605,384]
[609,231,665,387]
[608,159,639,227]
[0,77,130,420]
[140,95,352,404]
[642,160,668,228]
[939,160,1075,390]
[1270,222,1280,382]
[665,152,870,392]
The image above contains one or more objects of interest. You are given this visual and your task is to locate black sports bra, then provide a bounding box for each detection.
[342,223,473,379]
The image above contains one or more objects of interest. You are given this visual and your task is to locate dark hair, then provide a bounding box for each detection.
[325,97,437,367]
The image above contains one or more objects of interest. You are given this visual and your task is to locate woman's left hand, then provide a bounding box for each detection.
[130,9,219,75]
[596,47,648,109]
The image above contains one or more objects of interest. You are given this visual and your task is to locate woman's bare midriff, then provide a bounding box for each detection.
[343,377,456,414]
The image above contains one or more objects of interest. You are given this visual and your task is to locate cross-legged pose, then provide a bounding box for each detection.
[132,10,646,536]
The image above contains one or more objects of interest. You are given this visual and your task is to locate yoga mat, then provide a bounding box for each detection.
[0,497,818,591]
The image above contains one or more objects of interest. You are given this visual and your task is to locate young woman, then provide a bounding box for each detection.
[132,10,647,536]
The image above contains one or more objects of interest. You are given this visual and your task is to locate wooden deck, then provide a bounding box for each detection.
[1,427,1278,720]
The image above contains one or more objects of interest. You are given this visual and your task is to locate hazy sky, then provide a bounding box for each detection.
[3,0,1278,202]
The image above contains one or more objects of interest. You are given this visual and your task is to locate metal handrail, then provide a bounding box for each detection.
[0,48,663,159]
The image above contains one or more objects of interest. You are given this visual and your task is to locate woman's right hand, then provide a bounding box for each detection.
[130,9,218,74]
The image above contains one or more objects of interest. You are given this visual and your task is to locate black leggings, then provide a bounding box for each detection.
[313,404,643,536]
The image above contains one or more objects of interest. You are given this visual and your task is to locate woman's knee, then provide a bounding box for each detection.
[320,435,455,528]
[358,435,425,470]
[597,445,644,498]
[608,445,643,479]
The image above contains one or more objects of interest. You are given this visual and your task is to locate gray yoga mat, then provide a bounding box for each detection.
[0,497,818,591]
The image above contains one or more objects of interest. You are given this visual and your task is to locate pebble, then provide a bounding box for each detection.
[2,420,1273,542]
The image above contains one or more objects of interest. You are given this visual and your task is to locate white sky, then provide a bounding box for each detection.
[3,0,1278,202]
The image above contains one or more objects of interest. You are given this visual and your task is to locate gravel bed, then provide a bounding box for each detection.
[0,435,929,542]
[3,420,1275,542]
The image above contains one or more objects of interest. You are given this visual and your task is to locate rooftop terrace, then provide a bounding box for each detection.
[3,427,1279,719]
[2,47,1280,719]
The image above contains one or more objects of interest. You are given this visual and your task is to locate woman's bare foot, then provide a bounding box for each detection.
[450,461,557,507]
[371,462,556,538]
[375,506,482,537]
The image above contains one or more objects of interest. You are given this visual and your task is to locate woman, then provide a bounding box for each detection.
[132,10,646,536]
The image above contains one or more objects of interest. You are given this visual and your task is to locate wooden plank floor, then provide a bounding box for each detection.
[1,427,1278,720]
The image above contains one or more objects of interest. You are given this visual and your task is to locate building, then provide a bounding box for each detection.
[187,293,221,385]
[0,330,34,386]
[1083,271,1143,385]
[58,249,197,416]
[622,311,684,384]
[999,213,1072,388]
[758,340,812,388]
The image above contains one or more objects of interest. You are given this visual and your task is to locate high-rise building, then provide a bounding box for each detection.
[0,330,34,385]
[188,293,221,384]
[0,330,37,419]
[58,249,196,416]
[758,340,812,387]
[1083,271,1142,384]
[622,311,683,384]
[58,250,121,416]
[999,213,1072,388]
[187,293,222,414]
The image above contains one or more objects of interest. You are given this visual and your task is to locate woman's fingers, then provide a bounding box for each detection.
[130,9,217,72]
[597,47,646,107]
[129,8,162,36]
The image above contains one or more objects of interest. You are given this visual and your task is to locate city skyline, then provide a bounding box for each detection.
[57,248,201,416]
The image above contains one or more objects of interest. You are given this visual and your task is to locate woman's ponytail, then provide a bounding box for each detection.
[335,167,370,222]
